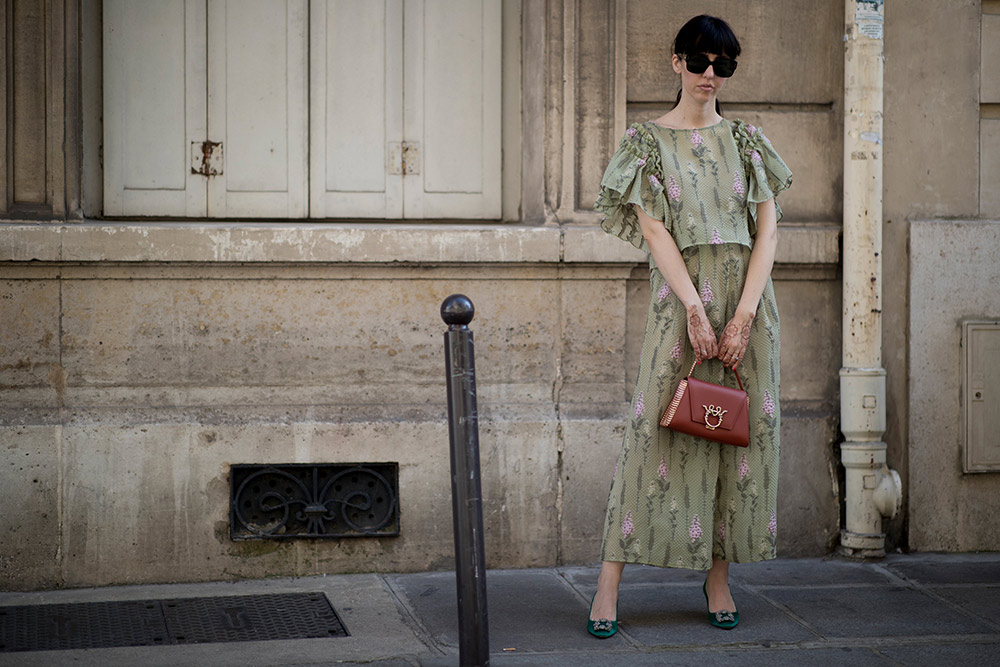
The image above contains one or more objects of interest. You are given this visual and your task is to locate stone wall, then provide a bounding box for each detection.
[908,221,1000,551]
[1,222,838,588]
[883,0,1000,548]
[3,0,998,590]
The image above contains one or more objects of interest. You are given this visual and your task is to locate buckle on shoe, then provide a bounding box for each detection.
[592,619,614,632]
[714,611,735,624]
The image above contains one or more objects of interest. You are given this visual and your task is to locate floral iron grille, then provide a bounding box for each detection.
[230,463,399,539]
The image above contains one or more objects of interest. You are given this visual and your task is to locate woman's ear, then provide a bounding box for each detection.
[671,53,683,75]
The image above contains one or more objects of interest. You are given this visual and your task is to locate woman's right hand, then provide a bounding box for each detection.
[686,304,718,363]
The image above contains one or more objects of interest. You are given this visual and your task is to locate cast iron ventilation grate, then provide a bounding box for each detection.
[230,463,400,539]
[0,592,348,653]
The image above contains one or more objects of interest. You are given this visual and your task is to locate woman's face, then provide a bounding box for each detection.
[672,52,730,105]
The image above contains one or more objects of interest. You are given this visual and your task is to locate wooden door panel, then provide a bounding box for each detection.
[208,0,308,218]
[403,0,501,219]
[103,0,207,216]
[310,0,403,218]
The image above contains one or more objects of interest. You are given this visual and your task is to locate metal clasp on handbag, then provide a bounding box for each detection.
[702,404,728,430]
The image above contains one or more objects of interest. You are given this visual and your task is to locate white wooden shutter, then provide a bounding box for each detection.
[104,0,500,221]
[207,0,308,218]
[309,0,403,219]
[403,0,501,219]
[103,0,207,217]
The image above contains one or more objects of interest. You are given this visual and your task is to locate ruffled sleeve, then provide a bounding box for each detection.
[594,123,668,252]
[731,120,793,235]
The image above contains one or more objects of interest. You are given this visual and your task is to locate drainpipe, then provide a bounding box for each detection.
[839,0,902,558]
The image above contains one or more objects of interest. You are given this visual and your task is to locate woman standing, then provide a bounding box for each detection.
[588,15,792,637]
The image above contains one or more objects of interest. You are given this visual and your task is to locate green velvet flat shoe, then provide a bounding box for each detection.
[587,593,619,638]
[702,580,739,629]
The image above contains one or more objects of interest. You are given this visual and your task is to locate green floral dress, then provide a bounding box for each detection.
[594,119,792,570]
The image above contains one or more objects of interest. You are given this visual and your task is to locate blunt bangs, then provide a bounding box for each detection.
[673,15,742,60]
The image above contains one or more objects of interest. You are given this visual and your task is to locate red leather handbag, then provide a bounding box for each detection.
[659,361,750,447]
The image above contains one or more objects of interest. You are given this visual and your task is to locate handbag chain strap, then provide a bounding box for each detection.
[686,360,745,392]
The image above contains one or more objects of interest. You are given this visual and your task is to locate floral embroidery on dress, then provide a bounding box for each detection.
[768,510,777,536]
[671,339,682,360]
[750,149,762,164]
[718,522,726,542]
[657,282,672,301]
[690,129,704,148]
[700,279,714,304]
[738,453,750,480]
[710,227,723,244]
[637,156,647,167]
[689,514,702,542]
[622,511,635,537]
[667,175,681,202]
[658,457,669,480]
[634,392,645,418]
[762,390,775,417]
[733,172,745,197]
[746,124,757,135]
[612,462,618,480]
[625,127,637,137]
[649,174,662,188]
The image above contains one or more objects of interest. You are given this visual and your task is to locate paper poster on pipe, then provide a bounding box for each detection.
[856,0,884,40]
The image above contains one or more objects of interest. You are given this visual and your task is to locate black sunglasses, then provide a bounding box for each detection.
[681,53,738,78]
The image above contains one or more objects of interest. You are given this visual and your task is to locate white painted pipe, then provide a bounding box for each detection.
[839,0,901,558]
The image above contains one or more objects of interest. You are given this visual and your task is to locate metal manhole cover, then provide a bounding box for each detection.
[161,593,346,644]
[0,592,348,653]
[0,600,166,652]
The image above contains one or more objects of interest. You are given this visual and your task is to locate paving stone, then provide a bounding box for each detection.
[391,570,625,653]
[761,586,994,638]
[731,558,896,587]
[931,587,1000,625]
[878,641,1000,666]
[290,661,416,667]
[884,557,1000,585]
[614,584,816,647]
[422,646,892,667]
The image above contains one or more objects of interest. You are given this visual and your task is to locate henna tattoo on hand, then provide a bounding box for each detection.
[688,312,703,330]
[740,323,751,344]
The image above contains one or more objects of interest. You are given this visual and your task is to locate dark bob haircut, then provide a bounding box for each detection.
[672,15,741,60]
[671,15,741,114]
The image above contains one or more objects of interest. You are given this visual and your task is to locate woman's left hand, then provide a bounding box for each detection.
[717,310,754,369]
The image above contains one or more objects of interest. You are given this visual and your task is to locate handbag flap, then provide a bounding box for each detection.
[686,377,748,432]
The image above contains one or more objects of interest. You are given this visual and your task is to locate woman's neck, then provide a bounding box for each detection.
[658,98,722,130]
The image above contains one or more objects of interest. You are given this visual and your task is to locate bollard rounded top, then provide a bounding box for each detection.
[441,294,475,326]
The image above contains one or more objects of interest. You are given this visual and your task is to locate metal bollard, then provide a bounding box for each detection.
[441,294,490,667]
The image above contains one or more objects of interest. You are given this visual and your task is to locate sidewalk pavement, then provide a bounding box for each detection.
[1,552,998,666]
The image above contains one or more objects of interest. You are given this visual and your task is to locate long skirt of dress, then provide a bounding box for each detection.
[600,243,781,571]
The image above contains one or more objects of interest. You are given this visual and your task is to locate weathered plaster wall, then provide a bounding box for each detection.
[884,0,986,548]
[1,226,841,588]
[908,221,1000,550]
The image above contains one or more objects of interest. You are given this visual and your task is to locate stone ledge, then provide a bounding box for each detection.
[0,221,840,265]
[564,222,841,264]
[0,222,562,264]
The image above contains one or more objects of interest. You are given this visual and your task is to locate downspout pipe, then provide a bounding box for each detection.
[839,0,902,558]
